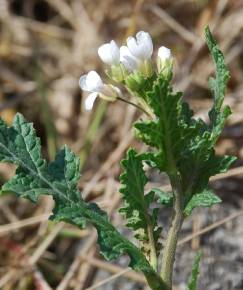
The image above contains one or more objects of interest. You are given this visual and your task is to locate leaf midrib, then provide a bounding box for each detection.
[0,141,72,204]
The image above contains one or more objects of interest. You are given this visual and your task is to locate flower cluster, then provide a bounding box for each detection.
[79,31,172,111]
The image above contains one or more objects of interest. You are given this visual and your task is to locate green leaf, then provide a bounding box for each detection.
[151,188,173,207]
[184,189,221,216]
[135,121,162,149]
[205,26,230,121]
[119,149,162,258]
[134,72,192,174]
[205,26,231,148]
[0,114,164,288]
[187,251,202,290]
[0,114,50,201]
[132,27,235,218]
[180,148,236,200]
[177,27,236,208]
[48,146,81,203]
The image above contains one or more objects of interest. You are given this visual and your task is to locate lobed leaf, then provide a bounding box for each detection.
[134,72,191,174]
[119,149,162,259]
[179,27,236,206]
[184,189,221,216]
[205,26,230,123]
[0,114,163,287]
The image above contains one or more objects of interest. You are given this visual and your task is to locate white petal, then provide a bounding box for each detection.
[158,46,171,60]
[79,74,89,91]
[79,71,103,92]
[127,31,153,60]
[126,36,138,56]
[98,40,120,65]
[110,40,120,64]
[84,92,98,111]
[120,45,132,58]
[120,46,139,71]
[136,31,153,59]
[85,71,103,92]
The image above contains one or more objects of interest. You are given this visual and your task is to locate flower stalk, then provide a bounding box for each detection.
[117,96,150,117]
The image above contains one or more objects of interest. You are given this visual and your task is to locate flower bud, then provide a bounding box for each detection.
[157,46,173,76]
[158,46,171,61]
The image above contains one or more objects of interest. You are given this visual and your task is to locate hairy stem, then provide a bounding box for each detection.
[160,173,184,290]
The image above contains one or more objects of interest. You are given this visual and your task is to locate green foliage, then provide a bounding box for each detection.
[119,149,162,258]
[0,114,163,286]
[132,26,236,215]
[205,27,230,128]
[125,71,155,99]
[187,251,202,290]
[0,27,236,290]
[134,71,187,174]
[152,188,173,207]
[184,189,221,216]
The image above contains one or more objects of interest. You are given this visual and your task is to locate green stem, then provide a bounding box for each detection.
[117,96,150,116]
[160,173,184,290]
[157,86,185,289]
[145,271,168,290]
[147,218,158,271]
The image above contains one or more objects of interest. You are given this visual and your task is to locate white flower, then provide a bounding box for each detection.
[98,40,120,65]
[120,45,140,71]
[84,92,98,111]
[158,46,171,61]
[126,31,153,60]
[120,32,154,76]
[79,71,103,93]
[79,71,120,111]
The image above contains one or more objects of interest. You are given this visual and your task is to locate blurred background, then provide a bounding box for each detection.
[0,0,243,289]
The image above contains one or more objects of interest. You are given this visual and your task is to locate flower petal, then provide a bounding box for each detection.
[79,74,89,91]
[158,46,171,61]
[84,92,98,111]
[127,31,153,60]
[98,40,120,65]
[85,71,104,92]
[120,46,139,71]
[126,36,139,56]
[136,31,153,59]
